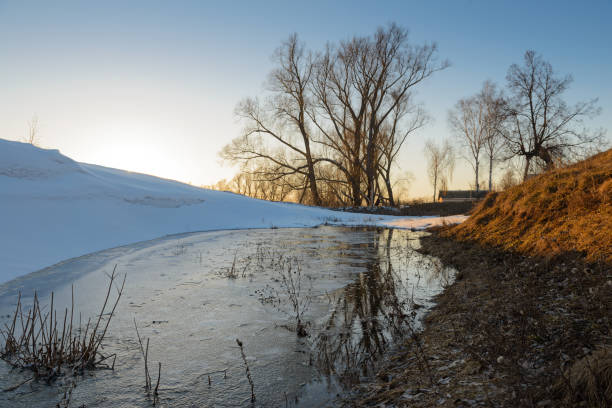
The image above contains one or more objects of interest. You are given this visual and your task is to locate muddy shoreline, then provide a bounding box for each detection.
[347,230,612,407]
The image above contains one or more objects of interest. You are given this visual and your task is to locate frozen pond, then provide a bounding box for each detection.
[0,226,453,407]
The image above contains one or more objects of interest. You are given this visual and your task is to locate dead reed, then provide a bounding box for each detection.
[133,318,162,404]
[226,251,238,279]
[217,249,254,279]
[255,255,312,336]
[0,265,125,384]
[236,338,255,403]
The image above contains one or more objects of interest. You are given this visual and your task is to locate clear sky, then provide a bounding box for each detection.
[1,0,610,198]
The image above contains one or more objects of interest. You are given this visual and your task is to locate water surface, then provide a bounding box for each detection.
[0,226,453,407]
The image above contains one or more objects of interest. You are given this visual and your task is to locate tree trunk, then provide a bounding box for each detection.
[433,174,438,203]
[538,147,555,171]
[475,159,480,192]
[385,176,395,207]
[305,157,321,206]
[523,157,531,181]
[351,170,361,207]
[374,178,382,206]
[366,141,376,209]
[299,115,322,206]
[298,180,307,204]
[488,156,493,191]
[351,131,362,207]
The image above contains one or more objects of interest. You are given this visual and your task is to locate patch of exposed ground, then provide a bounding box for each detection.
[347,232,611,407]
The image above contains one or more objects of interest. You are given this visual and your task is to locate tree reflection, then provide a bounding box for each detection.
[312,229,419,386]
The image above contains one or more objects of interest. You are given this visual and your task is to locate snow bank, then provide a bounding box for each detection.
[0,139,465,284]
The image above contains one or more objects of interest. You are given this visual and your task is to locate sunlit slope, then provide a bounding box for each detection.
[0,139,396,283]
[450,149,612,263]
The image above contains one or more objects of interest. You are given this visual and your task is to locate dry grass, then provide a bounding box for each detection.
[450,149,612,263]
[348,150,612,406]
[133,318,162,405]
[254,250,313,337]
[349,234,611,407]
[558,345,612,406]
[236,338,255,403]
[0,266,125,386]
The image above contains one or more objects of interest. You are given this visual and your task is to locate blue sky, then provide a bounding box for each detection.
[0,0,610,197]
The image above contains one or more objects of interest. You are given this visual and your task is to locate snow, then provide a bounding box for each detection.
[386,215,469,229]
[0,139,465,284]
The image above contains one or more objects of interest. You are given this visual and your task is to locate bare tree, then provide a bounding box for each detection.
[439,175,449,192]
[311,23,448,207]
[449,95,487,192]
[377,98,427,206]
[392,171,415,205]
[26,115,40,146]
[221,35,322,205]
[424,139,455,202]
[362,24,448,207]
[221,24,447,207]
[479,81,506,190]
[504,50,605,180]
[210,162,297,202]
[498,167,518,190]
[310,46,366,206]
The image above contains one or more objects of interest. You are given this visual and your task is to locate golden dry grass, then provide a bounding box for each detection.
[560,345,612,406]
[449,149,612,263]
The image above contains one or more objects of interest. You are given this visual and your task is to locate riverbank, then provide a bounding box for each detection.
[348,149,612,407]
[348,230,611,407]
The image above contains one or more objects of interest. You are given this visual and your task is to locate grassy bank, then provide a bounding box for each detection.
[349,150,612,407]
[452,149,612,263]
[350,234,611,407]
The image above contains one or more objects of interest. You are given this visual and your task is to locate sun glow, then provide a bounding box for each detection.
[65,120,236,188]
[79,123,186,183]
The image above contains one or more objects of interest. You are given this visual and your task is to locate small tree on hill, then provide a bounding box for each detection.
[503,50,606,180]
[26,115,41,146]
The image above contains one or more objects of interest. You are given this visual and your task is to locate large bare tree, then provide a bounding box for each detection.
[310,41,368,206]
[311,23,448,206]
[221,24,447,207]
[504,50,605,180]
[362,24,447,207]
[221,35,323,205]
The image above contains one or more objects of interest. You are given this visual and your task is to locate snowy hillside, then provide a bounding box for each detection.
[0,139,407,284]
[0,139,468,284]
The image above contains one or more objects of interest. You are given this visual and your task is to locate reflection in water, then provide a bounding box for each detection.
[312,229,452,386]
[0,227,453,407]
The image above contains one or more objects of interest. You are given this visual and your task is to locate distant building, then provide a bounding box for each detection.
[438,190,489,202]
